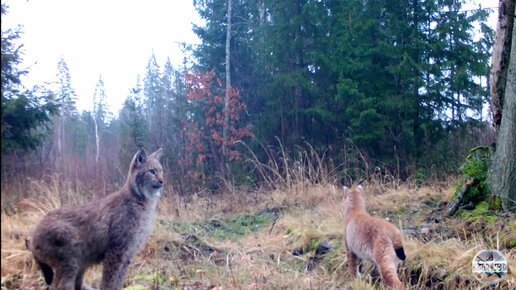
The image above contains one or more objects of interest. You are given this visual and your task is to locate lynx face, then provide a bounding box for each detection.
[130,148,164,200]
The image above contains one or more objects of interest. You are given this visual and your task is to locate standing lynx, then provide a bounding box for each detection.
[27,148,164,290]
[342,185,406,289]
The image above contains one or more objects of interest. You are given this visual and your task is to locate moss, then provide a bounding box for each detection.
[508,239,516,249]
[459,156,488,181]
[489,195,503,210]
[484,215,498,223]
[208,212,275,240]
[453,146,492,204]
[451,182,463,200]
[471,201,489,215]
[458,201,499,223]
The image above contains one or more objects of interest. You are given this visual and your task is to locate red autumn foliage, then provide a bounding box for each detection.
[181,71,254,177]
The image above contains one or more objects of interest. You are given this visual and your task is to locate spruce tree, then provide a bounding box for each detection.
[1,4,60,153]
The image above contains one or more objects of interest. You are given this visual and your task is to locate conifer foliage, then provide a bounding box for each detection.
[0,1,502,195]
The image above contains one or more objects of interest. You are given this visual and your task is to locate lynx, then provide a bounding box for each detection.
[26,148,164,290]
[342,185,406,289]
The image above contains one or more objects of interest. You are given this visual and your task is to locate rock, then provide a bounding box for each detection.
[210,219,221,227]
[305,257,315,272]
[292,247,304,256]
[462,202,475,210]
[315,240,331,256]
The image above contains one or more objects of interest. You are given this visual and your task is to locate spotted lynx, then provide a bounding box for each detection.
[27,148,164,290]
[342,185,406,289]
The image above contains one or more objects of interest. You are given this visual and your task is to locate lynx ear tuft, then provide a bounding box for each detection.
[149,148,163,161]
[132,148,148,169]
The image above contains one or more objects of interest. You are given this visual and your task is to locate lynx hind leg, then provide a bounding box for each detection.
[346,248,361,279]
[374,244,404,289]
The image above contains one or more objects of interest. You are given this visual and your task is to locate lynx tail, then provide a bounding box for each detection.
[395,247,406,261]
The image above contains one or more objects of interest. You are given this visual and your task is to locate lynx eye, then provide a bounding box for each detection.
[149,169,156,175]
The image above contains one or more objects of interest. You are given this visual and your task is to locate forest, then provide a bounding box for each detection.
[1,0,515,289]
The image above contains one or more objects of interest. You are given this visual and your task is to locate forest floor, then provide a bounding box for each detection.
[1,178,515,289]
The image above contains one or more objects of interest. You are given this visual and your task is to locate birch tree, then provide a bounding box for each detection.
[92,75,107,164]
[223,0,232,162]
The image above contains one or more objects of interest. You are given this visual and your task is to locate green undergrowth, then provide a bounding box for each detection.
[454,146,490,203]
[505,221,516,249]
[457,201,499,223]
[452,146,506,216]
[159,210,277,242]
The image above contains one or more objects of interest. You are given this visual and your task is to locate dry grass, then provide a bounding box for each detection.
[1,176,515,290]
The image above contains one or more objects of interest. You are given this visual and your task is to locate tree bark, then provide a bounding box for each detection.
[490,0,515,130]
[488,1,516,211]
[223,0,232,159]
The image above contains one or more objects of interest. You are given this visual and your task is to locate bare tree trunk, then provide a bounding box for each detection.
[60,115,66,174]
[57,117,62,159]
[490,0,515,130]
[53,117,63,172]
[488,0,516,211]
[223,0,232,158]
[93,114,100,164]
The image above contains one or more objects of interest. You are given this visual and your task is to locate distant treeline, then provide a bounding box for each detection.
[1,0,495,194]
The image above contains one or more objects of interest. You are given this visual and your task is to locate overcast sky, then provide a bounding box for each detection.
[3,0,201,114]
[3,0,499,115]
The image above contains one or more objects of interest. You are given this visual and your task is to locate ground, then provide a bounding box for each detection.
[1,178,515,289]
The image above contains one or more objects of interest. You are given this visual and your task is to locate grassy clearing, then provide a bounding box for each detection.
[1,178,515,290]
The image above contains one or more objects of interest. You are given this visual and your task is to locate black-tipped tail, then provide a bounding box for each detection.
[37,261,53,285]
[27,239,53,285]
[395,247,406,261]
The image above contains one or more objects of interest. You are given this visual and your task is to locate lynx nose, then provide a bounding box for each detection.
[152,179,164,189]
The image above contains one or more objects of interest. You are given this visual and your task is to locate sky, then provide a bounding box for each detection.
[2,0,500,115]
[2,0,201,114]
